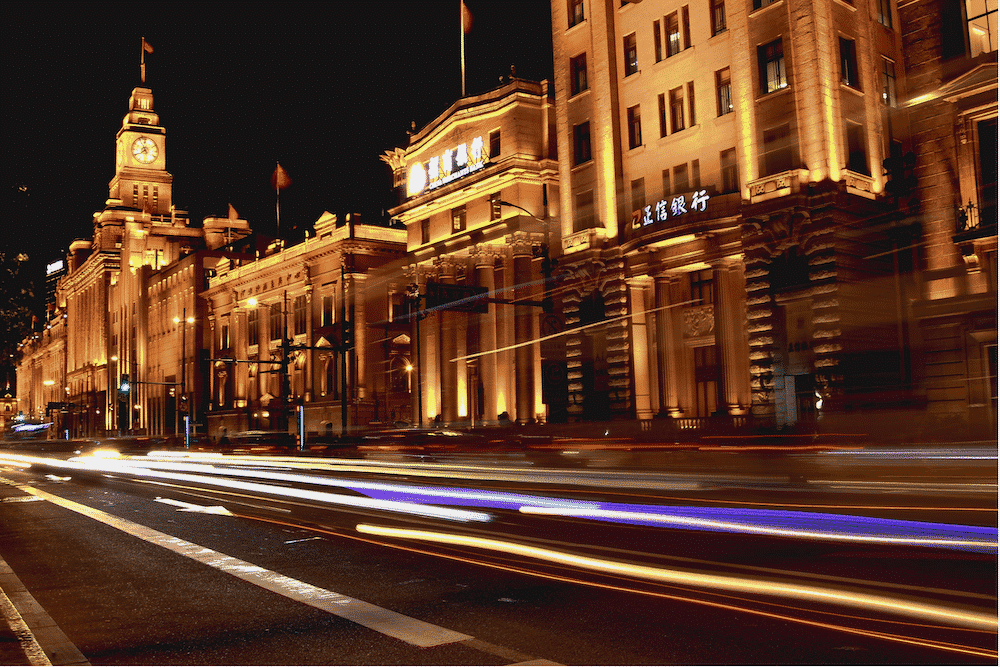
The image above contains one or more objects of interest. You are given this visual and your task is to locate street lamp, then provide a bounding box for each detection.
[173,309,195,447]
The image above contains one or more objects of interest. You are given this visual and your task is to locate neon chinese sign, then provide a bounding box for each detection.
[407,136,489,198]
[631,190,711,229]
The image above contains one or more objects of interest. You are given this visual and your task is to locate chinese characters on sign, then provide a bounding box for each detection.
[407,136,489,197]
[632,190,711,229]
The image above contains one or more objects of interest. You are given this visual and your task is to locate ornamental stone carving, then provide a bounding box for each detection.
[682,305,715,338]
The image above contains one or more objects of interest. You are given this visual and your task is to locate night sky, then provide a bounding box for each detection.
[3,2,554,271]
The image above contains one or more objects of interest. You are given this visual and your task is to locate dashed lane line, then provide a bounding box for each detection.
[16,484,558,663]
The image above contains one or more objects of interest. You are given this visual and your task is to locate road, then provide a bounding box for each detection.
[0,438,996,665]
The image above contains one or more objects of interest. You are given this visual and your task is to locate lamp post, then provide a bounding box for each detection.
[405,283,424,426]
[174,309,195,447]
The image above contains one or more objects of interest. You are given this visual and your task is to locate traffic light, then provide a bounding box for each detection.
[118,374,130,396]
[342,320,353,349]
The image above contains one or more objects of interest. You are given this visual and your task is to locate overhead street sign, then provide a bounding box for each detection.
[425,282,488,313]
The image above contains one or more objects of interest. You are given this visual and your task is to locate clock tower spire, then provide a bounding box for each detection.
[109,86,173,217]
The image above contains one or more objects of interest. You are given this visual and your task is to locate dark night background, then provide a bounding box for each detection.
[2,3,554,389]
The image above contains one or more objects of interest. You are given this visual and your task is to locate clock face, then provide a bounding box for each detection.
[131,136,158,164]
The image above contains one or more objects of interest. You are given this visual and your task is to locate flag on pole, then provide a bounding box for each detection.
[461,1,473,32]
[141,38,153,83]
[460,1,472,97]
[228,203,239,221]
[271,163,292,190]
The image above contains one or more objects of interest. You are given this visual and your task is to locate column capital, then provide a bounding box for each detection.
[506,231,534,257]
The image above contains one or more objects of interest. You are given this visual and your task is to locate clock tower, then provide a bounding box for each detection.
[109,87,173,216]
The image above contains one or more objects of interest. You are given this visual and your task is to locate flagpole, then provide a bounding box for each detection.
[275,162,281,239]
[141,37,145,83]
[460,0,466,97]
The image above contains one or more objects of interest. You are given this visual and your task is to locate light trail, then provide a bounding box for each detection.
[3,451,994,552]
[355,524,999,632]
[0,453,490,523]
[517,506,998,552]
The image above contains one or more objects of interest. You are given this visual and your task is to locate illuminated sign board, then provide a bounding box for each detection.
[46,259,65,275]
[631,190,711,230]
[407,136,489,198]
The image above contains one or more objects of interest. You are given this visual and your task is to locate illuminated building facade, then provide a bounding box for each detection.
[550,0,919,428]
[200,213,407,437]
[384,78,560,425]
[898,0,997,436]
[16,84,252,437]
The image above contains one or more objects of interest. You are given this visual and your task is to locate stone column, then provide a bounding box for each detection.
[628,277,654,420]
[510,232,536,424]
[713,260,745,415]
[655,276,683,416]
[436,257,458,423]
[474,247,499,421]
[304,282,313,403]
[351,274,367,400]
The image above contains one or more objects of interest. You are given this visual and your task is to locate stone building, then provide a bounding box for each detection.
[16,82,252,438]
[200,213,407,438]
[383,78,560,426]
[550,0,921,429]
[897,0,997,436]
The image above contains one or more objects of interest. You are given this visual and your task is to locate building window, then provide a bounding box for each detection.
[761,123,795,175]
[322,295,335,327]
[674,163,690,192]
[489,192,502,220]
[627,105,642,149]
[720,147,739,193]
[574,121,592,164]
[846,121,869,174]
[654,19,664,62]
[881,57,897,106]
[876,0,893,27]
[574,189,595,232]
[569,0,584,27]
[978,118,998,225]
[452,205,467,233]
[624,33,638,75]
[711,0,727,34]
[152,186,158,213]
[658,93,668,137]
[692,159,701,188]
[269,304,283,341]
[420,218,430,244]
[294,295,307,335]
[570,53,588,95]
[248,308,259,346]
[687,81,696,126]
[221,324,230,350]
[716,67,733,115]
[839,38,860,89]
[754,0,779,9]
[759,39,787,94]
[662,168,672,197]
[666,13,681,56]
[682,6,691,49]
[690,269,714,305]
[489,130,501,158]
[631,177,646,214]
[669,87,685,134]
[967,0,998,55]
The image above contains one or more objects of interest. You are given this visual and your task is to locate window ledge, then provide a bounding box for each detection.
[570,159,594,174]
[840,83,865,97]
[755,85,793,103]
[833,0,857,10]
[565,19,587,36]
[569,88,592,102]
[749,0,784,17]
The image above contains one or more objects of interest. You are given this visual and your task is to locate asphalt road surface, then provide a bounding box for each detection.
[0,438,996,665]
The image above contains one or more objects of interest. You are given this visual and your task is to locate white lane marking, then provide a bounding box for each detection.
[154,497,234,515]
[1,496,44,504]
[0,555,89,666]
[0,576,51,666]
[21,485,472,648]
